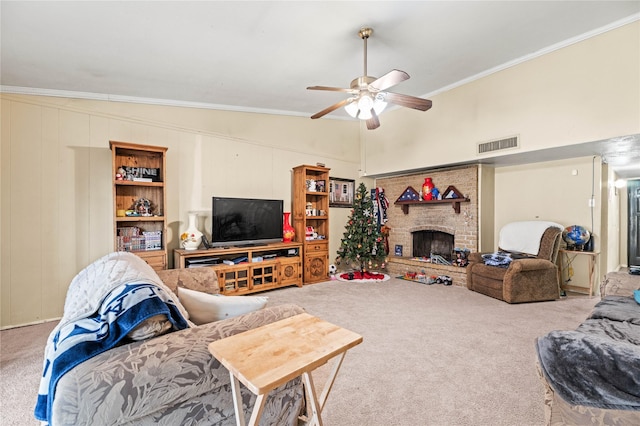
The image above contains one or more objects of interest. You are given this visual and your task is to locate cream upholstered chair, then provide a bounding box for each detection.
[467,221,564,304]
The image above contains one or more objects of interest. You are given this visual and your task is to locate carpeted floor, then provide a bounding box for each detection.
[0,278,597,425]
[1,317,58,426]
[265,279,597,426]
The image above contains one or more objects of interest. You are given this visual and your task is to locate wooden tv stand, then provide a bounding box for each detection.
[174,242,303,295]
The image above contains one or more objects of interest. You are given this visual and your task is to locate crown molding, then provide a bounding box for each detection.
[0,85,318,118]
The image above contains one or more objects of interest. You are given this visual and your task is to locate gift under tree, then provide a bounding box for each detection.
[336,182,387,279]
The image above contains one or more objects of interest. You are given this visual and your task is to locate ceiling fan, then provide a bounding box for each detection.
[308,27,432,130]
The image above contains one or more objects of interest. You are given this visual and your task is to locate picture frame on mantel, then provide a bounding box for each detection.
[329,177,355,207]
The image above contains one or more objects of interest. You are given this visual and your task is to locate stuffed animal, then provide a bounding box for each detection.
[431,186,440,200]
[328,264,338,280]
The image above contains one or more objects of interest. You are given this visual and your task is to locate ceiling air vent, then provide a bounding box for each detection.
[477,136,519,155]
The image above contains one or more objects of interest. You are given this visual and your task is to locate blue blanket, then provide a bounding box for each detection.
[34,282,188,423]
[481,251,513,268]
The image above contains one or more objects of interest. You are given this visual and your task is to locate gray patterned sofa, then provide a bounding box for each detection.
[50,266,306,425]
[536,271,640,425]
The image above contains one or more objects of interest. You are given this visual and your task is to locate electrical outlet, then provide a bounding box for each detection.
[588,198,595,207]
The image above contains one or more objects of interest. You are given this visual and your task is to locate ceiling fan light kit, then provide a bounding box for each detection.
[308,27,432,130]
[344,93,387,120]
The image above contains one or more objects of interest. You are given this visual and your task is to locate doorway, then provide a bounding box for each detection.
[628,179,640,267]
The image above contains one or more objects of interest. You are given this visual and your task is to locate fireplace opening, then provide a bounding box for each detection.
[412,230,454,261]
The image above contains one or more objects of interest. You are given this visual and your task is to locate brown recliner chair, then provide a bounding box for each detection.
[468,222,563,303]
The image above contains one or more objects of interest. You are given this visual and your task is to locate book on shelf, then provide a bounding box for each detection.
[116,227,162,251]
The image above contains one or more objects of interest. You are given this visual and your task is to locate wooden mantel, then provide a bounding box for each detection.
[394,184,470,214]
[395,198,470,214]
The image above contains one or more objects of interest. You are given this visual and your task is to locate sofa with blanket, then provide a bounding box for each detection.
[535,271,640,425]
[35,252,306,425]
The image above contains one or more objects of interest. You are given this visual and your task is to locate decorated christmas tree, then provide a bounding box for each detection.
[336,182,387,272]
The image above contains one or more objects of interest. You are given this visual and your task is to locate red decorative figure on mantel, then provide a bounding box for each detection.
[422,177,434,200]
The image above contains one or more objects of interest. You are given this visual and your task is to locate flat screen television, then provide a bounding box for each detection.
[211,197,283,247]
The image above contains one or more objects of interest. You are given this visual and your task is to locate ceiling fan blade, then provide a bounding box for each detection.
[310,98,353,119]
[369,69,410,91]
[366,110,380,130]
[384,92,433,111]
[307,85,354,93]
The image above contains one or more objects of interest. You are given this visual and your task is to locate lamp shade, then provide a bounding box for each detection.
[345,93,387,120]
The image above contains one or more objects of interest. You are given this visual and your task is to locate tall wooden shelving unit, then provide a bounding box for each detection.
[292,164,330,284]
[110,141,168,271]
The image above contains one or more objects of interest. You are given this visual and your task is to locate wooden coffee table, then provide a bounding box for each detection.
[208,312,363,426]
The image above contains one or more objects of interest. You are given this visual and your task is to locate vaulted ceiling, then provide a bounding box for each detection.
[2,1,639,177]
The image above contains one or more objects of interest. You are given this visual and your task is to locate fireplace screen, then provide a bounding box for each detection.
[412,230,454,261]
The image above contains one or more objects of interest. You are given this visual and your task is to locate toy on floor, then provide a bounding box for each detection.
[401,272,452,286]
[436,275,453,285]
[329,264,338,280]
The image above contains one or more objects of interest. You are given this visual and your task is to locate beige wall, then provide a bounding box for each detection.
[362,21,639,177]
[494,157,601,242]
[0,95,360,328]
[478,165,495,252]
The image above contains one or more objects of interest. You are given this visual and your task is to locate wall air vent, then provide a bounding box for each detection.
[477,136,519,155]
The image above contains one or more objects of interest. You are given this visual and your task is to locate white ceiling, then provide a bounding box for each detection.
[2,1,640,178]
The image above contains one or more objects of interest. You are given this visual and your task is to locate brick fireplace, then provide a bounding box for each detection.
[376,166,479,286]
